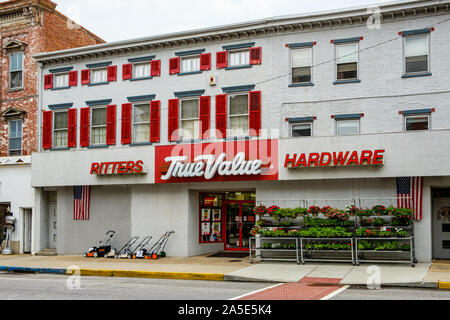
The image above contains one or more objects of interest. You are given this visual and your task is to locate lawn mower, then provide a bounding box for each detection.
[84,230,115,258]
[145,231,175,260]
[131,236,153,259]
[109,236,139,259]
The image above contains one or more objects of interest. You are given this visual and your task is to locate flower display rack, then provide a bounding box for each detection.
[249,237,300,264]
[300,237,355,264]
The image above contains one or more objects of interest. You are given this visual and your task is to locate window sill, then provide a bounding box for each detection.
[288,82,314,87]
[88,82,109,87]
[87,145,109,149]
[401,72,432,79]
[51,86,71,91]
[8,87,24,93]
[176,139,203,144]
[177,71,203,76]
[225,65,252,71]
[130,142,153,147]
[51,147,70,151]
[130,76,153,81]
[333,79,361,85]
[224,136,252,141]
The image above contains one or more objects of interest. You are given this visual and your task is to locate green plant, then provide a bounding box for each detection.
[273,208,296,221]
[393,208,414,219]
[345,205,360,216]
[253,205,267,216]
[391,216,411,226]
[262,242,271,249]
[372,205,386,216]
[360,218,384,226]
[357,208,374,217]
[300,226,353,238]
[304,217,354,227]
[324,208,350,221]
[293,207,308,217]
[307,205,321,216]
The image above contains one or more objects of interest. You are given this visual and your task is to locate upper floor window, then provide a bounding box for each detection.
[9,119,22,156]
[229,50,250,67]
[291,47,312,84]
[53,110,68,148]
[91,106,107,145]
[180,98,200,140]
[132,62,151,79]
[181,56,200,73]
[90,67,107,84]
[54,72,69,88]
[336,119,359,136]
[404,35,429,74]
[9,52,23,89]
[133,103,150,143]
[336,43,358,81]
[229,93,249,137]
[404,115,429,131]
[291,122,312,137]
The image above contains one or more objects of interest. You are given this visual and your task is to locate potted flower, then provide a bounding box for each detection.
[345,205,360,217]
[266,205,280,217]
[253,205,267,217]
[372,205,386,216]
[307,205,321,217]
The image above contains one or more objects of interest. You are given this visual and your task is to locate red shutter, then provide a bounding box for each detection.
[151,60,161,77]
[249,47,262,65]
[68,71,78,87]
[215,94,227,139]
[80,107,90,147]
[249,91,261,136]
[122,64,132,80]
[107,65,117,82]
[44,74,53,90]
[200,53,211,71]
[81,69,90,85]
[106,104,117,146]
[150,100,161,143]
[216,51,228,69]
[199,96,211,139]
[67,108,77,148]
[42,111,52,149]
[169,57,180,75]
[121,103,132,145]
[168,99,179,142]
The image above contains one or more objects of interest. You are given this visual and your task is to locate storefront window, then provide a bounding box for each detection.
[225,192,256,201]
[200,194,223,243]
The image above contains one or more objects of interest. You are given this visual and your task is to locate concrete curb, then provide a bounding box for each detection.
[0,266,66,274]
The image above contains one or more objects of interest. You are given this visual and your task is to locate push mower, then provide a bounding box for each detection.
[145,231,175,260]
[131,236,153,259]
[84,231,115,258]
[109,236,139,259]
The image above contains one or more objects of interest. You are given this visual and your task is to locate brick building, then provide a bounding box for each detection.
[0,0,103,254]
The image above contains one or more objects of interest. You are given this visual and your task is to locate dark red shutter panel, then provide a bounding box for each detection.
[42,111,52,149]
[106,104,117,146]
[80,107,90,147]
[150,100,161,143]
[107,65,117,82]
[215,94,227,138]
[151,60,161,77]
[249,91,261,136]
[121,103,132,145]
[67,108,77,148]
[249,47,262,65]
[199,96,210,139]
[216,51,228,69]
[122,64,132,80]
[168,99,179,142]
[200,53,211,71]
[68,71,78,87]
[169,57,180,75]
[44,74,53,89]
[81,69,90,85]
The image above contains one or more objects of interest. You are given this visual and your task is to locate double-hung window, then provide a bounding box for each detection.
[91,106,107,145]
[132,62,151,79]
[90,67,107,84]
[404,35,429,74]
[404,115,429,131]
[8,120,22,156]
[336,119,360,136]
[53,72,69,89]
[291,47,312,84]
[229,50,250,68]
[53,111,68,148]
[133,103,151,143]
[9,52,23,89]
[336,43,358,80]
[229,93,249,137]
[181,56,200,73]
[180,98,200,140]
[291,122,312,137]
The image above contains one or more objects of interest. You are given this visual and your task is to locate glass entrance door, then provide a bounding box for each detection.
[225,201,255,251]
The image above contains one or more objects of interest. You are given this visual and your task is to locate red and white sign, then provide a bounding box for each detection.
[155,139,278,183]
[284,150,385,168]
[90,160,146,175]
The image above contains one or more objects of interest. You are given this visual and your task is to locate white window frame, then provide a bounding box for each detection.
[132,61,151,79]
[52,109,69,148]
[90,67,108,84]
[53,72,69,89]
[404,114,430,131]
[290,122,313,138]
[335,119,360,136]
[290,47,313,84]
[9,52,23,90]
[228,92,250,137]
[403,34,430,75]
[8,119,22,156]
[90,105,108,145]
[228,49,250,68]
[132,102,151,143]
[179,97,200,140]
[335,42,359,81]
[180,55,201,73]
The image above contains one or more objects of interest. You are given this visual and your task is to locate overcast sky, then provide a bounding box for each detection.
[51,0,409,42]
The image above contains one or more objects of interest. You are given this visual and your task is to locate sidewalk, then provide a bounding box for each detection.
[0,254,449,289]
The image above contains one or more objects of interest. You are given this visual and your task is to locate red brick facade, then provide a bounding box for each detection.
[0,0,104,157]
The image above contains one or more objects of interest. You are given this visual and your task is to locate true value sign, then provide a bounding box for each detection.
[155,140,278,183]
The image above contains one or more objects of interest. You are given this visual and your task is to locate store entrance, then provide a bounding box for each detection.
[225,201,255,251]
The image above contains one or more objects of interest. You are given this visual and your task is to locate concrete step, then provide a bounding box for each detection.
[35,249,57,256]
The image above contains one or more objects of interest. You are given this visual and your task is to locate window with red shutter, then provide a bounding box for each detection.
[168,99,179,141]
[150,100,161,142]
[106,105,117,145]
[215,94,227,138]
[44,74,53,89]
[42,111,52,149]
[122,64,132,80]
[249,91,261,136]
[199,96,211,139]
[216,51,228,69]
[107,65,117,82]
[121,103,132,145]
[200,53,211,71]
[68,71,78,87]
[81,69,90,85]
[249,47,262,65]
[151,60,161,77]
[80,107,90,147]
[169,57,180,75]
[68,108,77,148]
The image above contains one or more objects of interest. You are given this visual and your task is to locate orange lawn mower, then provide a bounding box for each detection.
[145,231,175,260]
[83,230,115,258]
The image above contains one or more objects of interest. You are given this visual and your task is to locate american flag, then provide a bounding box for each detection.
[73,186,90,220]
[397,177,423,221]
